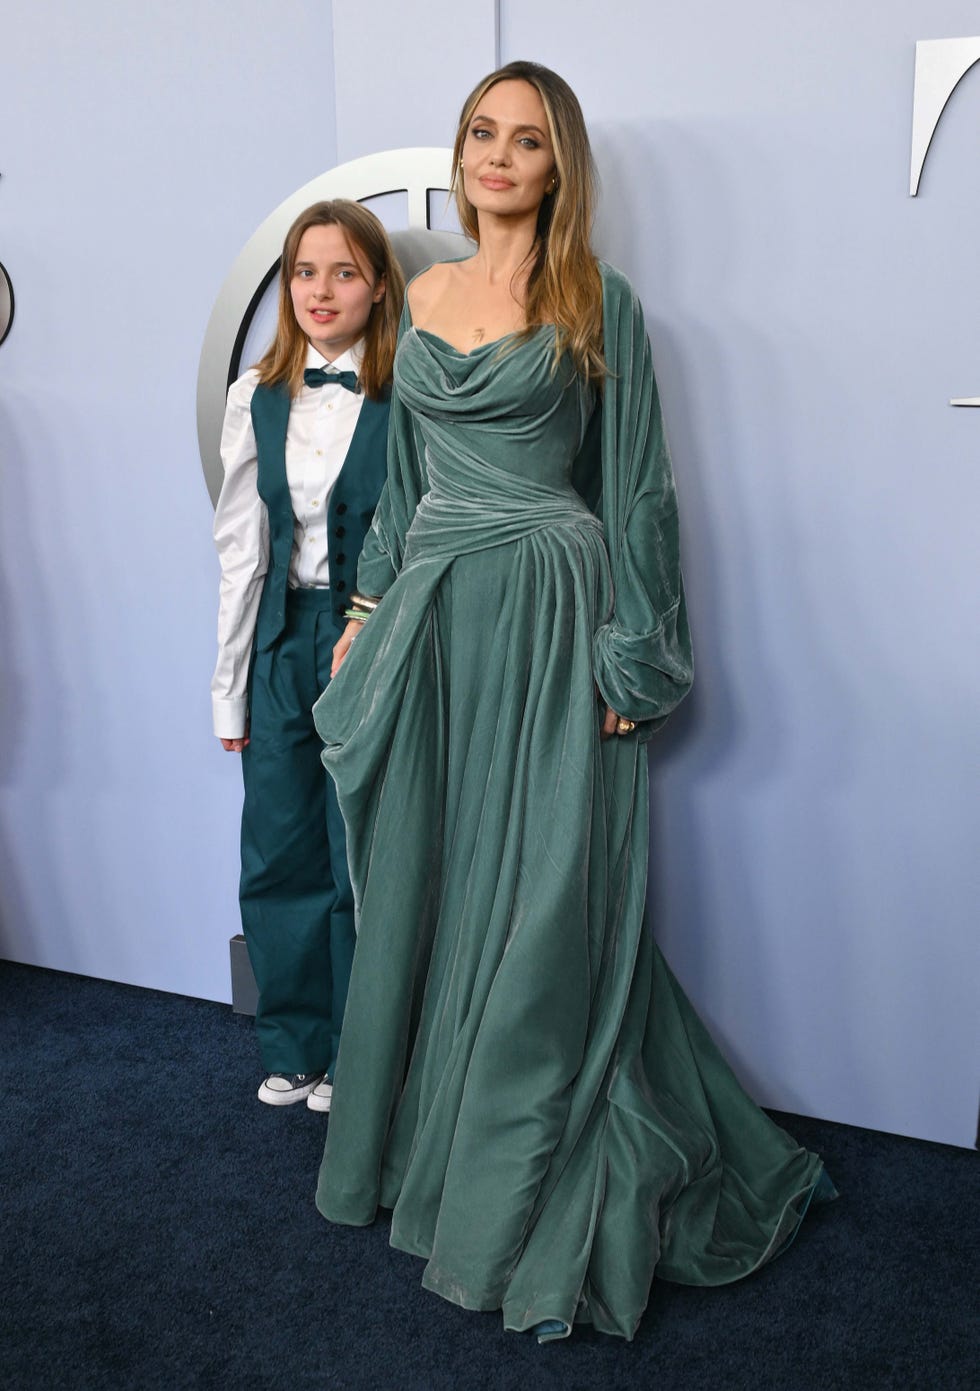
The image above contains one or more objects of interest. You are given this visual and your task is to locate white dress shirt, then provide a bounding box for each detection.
[211,340,366,739]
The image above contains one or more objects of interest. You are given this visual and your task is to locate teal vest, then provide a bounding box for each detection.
[250,381,391,650]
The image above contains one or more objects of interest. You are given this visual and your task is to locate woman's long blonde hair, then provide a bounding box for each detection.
[451,60,605,382]
[255,200,405,400]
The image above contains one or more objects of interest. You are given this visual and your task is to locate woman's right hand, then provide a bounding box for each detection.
[331,619,365,678]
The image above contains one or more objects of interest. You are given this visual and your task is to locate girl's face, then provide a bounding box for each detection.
[461,79,557,221]
[289,224,385,360]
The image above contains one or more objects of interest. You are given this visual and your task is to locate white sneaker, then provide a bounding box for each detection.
[306,1078,333,1112]
[257,1072,324,1106]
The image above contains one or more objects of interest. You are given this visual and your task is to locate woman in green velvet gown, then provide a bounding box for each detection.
[312,61,833,1341]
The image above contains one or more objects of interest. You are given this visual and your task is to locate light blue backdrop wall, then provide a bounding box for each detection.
[0,1,976,1147]
[496,0,980,1147]
[0,1,342,1001]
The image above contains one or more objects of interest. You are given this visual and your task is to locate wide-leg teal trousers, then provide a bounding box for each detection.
[240,587,354,1076]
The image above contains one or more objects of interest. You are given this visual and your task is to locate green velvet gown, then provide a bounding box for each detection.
[312,263,832,1341]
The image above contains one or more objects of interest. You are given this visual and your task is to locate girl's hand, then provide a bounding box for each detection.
[220,722,250,753]
[331,619,365,678]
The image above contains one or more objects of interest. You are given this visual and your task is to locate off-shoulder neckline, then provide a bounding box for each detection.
[404,257,558,358]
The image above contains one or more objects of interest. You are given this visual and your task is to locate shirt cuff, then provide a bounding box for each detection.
[212,696,249,740]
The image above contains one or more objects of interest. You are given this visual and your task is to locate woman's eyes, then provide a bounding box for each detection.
[469,127,539,150]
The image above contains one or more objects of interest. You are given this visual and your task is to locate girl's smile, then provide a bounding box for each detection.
[290,223,385,361]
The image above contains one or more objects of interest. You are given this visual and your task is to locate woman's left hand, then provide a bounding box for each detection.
[596,684,636,740]
[599,703,637,741]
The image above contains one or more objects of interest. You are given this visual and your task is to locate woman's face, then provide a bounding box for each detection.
[289,224,385,361]
[460,79,557,221]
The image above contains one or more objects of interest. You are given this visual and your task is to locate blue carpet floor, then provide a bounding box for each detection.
[1,960,975,1390]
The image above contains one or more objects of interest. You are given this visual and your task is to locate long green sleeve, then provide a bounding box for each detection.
[592,263,694,733]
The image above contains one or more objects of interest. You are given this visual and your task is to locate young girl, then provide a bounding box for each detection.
[211,200,404,1110]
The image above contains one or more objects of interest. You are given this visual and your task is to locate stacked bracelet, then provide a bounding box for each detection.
[344,591,381,623]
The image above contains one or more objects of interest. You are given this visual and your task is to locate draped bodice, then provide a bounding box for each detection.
[395,325,600,565]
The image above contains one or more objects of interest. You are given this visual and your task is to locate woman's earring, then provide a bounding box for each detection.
[546,176,558,195]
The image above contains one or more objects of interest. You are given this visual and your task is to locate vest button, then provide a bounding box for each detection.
[335,553,346,564]
[335,526,346,538]
[335,580,346,592]
[336,502,348,515]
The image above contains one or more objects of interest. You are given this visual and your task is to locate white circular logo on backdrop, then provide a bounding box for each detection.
[0,260,14,348]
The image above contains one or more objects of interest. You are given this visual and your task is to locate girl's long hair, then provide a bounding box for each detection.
[255,200,405,400]
[451,60,605,382]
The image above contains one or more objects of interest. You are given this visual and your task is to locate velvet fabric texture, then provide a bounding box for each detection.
[312,263,831,1341]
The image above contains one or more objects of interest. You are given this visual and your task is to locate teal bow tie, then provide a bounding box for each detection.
[304,367,359,392]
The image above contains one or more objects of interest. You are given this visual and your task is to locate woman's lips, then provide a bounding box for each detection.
[479,176,514,190]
